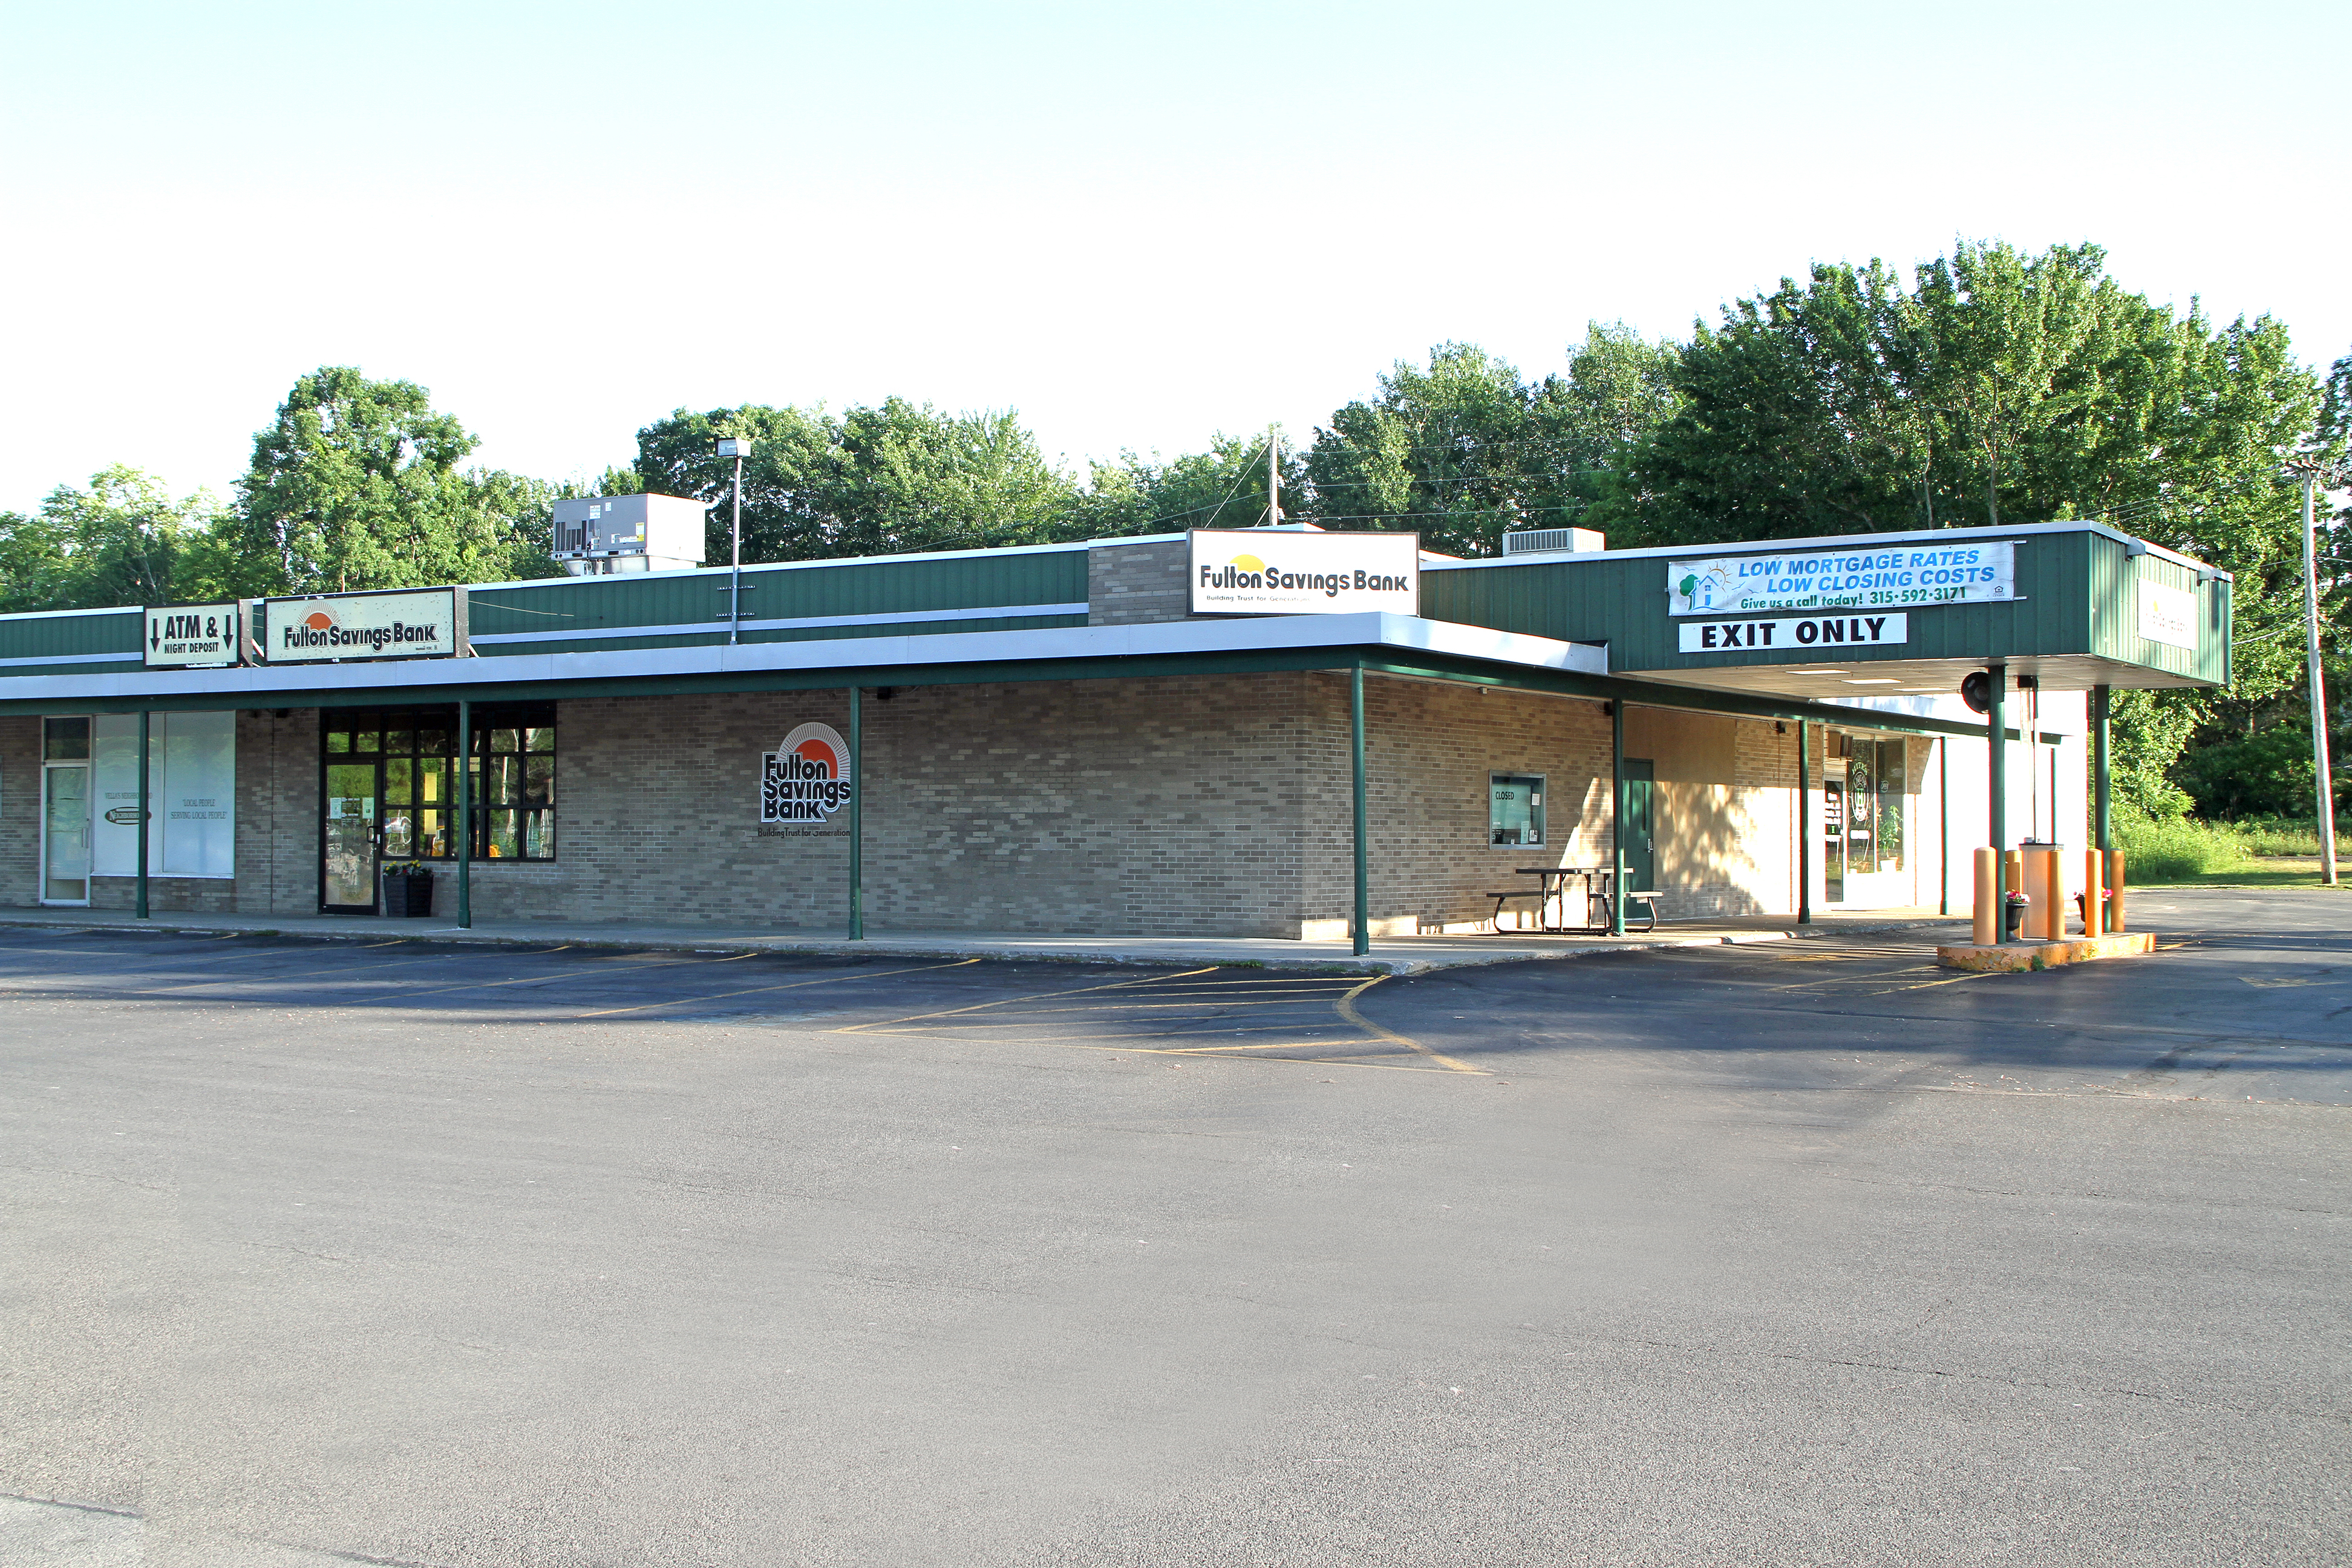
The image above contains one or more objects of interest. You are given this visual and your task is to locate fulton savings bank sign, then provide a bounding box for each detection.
[761,722,854,832]
[1189,528,1419,614]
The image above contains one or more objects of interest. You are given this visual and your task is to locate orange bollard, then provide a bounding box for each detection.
[2043,848,2068,941]
[1973,848,1997,944]
[2083,850,2105,936]
[2106,849,2126,932]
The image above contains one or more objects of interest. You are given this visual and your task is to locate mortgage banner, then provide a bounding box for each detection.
[1677,613,1907,653]
[1189,529,1419,615]
[263,587,467,662]
[1669,543,2012,616]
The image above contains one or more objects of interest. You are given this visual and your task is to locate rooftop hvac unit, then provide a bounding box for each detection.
[1500,527,1606,557]
[551,494,709,575]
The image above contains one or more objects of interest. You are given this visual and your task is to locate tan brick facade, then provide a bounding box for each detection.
[7,678,1950,933]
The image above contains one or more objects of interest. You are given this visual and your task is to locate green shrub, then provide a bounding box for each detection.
[2113,811,2255,881]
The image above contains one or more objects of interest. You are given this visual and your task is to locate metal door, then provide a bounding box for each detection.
[1622,759,1656,892]
[323,761,380,912]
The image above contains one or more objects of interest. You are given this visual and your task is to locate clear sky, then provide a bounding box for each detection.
[3,0,2345,514]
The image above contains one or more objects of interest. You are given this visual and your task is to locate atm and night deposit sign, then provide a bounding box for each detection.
[263,586,467,663]
[1189,529,1419,615]
[143,603,241,668]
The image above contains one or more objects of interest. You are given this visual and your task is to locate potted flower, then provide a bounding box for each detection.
[379,859,437,918]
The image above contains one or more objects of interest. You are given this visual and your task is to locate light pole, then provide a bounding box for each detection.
[717,436,751,645]
[2287,460,2342,886]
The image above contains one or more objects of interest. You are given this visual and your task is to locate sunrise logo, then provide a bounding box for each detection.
[761,721,854,822]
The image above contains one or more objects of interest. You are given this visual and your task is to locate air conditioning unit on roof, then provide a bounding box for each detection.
[551,494,708,575]
[1500,528,1606,557]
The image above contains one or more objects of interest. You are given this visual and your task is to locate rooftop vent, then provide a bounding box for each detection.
[551,493,709,575]
[1500,528,1606,557]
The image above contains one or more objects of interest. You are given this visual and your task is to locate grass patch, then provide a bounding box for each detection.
[2114,812,2345,887]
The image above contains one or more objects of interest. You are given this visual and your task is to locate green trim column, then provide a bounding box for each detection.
[1988,664,2007,942]
[456,698,472,929]
[848,685,864,939]
[1937,737,1950,918]
[1351,664,1369,958]
[136,710,150,920]
[1796,720,1811,924]
[2092,683,2112,852]
[1610,700,1626,936]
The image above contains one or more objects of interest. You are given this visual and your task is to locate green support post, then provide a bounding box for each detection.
[2092,683,2112,852]
[1988,664,2007,942]
[1351,664,1370,958]
[848,685,864,940]
[1796,719,1811,925]
[1610,700,1626,936]
[457,698,472,929]
[136,710,150,920]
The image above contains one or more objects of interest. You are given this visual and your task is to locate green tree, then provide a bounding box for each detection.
[1,466,229,612]
[632,399,1080,563]
[1304,328,1681,557]
[1067,430,1305,540]
[221,367,548,595]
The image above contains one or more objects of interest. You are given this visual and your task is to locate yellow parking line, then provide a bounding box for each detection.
[570,958,982,1018]
[835,967,1221,1033]
[1338,976,1483,1074]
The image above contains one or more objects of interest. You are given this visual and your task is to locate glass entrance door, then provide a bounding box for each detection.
[1821,776,1846,903]
[43,763,92,904]
[323,761,380,912]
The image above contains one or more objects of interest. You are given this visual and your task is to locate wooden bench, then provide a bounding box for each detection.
[1586,888,1663,934]
[1487,889,1549,931]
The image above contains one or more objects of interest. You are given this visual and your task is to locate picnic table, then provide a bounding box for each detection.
[1489,867,1661,935]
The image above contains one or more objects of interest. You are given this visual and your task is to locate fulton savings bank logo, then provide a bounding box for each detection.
[278,606,444,653]
[761,722,854,823]
[1198,549,1410,597]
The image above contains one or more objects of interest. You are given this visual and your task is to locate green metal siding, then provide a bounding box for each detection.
[0,609,142,675]
[1421,528,2225,684]
[468,550,1090,656]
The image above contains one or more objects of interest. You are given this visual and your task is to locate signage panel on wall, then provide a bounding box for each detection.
[2137,581,2197,650]
[1669,543,2013,616]
[1676,613,1908,653]
[761,722,854,830]
[262,586,468,662]
[143,603,241,668]
[1188,529,1419,615]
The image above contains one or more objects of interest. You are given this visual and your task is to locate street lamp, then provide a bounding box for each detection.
[2285,459,2344,887]
[717,436,751,645]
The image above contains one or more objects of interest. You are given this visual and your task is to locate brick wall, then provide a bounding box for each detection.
[1086,540,1193,626]
[0,716,34,899]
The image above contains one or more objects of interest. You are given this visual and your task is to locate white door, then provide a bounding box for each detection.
[42,763,93,904]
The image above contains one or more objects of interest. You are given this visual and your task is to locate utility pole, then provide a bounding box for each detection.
[2291,463,2339,886]
[717,436,751,644]
[1267,430,1280,527]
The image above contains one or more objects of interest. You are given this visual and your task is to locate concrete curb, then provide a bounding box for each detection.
[0,913,1971,976]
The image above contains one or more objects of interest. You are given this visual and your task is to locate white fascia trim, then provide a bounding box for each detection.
[0,604,143,620]
[1426,520,2219,576]
[0,613,1607,703]
[0,650,143,669]
[468,602,1089,645]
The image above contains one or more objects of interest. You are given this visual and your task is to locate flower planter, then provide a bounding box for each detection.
[380,869,436,918]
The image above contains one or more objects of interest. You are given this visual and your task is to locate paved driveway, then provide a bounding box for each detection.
[2,887,2345,1566]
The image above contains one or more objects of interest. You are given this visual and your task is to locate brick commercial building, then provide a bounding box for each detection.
[0,521,2227,948]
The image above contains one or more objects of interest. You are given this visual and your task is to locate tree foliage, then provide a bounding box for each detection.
[217,367,552,595]
[1301,327,1681,557]
[0,467,229,613]
[635,399,1080,564]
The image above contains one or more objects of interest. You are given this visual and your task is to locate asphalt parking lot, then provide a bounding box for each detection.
[2,886,2345,1566]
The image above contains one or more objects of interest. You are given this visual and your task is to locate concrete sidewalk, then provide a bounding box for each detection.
[0,904,1969,974]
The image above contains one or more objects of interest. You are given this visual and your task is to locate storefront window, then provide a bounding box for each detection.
[1490,773,1546,846]
[469,708,557,860]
